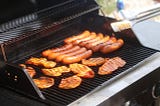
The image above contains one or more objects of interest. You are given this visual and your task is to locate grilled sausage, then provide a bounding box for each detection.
[100,39,124,54]
[64,30,90,43]
[91,36,117,52]
[56,47,87,62]
[42,44,73,57]
[71,32,97,45]
[62,50,92,64]
[79,33,104,47]
[47,46,80,60]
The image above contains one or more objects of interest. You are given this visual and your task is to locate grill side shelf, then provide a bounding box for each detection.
[0,62,45,100]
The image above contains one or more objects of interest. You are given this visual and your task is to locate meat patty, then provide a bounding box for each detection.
[81,57,105,66]
[69,63,95,78]
[98,57,126,75]
[42,66,70,77]
[58,75,82,89]
[25,57,56,68]
[33,77,54,89]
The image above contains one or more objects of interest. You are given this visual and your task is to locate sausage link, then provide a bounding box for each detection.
[64,30,90,43]
[47,46,80,60]
[90,36,117,52]
[72,33,97,45]
[100,39,124,54]
[56,47,87,62]
[62,50,92,64]
[79,33,104,47]
[42,44,73,57]
[86,36,110,51]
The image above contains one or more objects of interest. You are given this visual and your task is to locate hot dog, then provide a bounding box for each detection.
[86,36,110,51]
[64,30,90,43]
[71,32,97,45]
[47,46,80,60]
[42,44,73,57]
[90,36,117,52]
[62,50,92,64]
[100,39,124,54]
[79,33,104,47]
[56,47,87,62]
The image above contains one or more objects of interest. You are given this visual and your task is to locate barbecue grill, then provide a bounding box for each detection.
[0,0,160,106]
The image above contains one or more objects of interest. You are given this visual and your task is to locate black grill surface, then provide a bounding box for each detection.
[14,41,157,106]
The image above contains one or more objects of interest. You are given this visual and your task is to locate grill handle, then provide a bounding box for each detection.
[0,62,45,100]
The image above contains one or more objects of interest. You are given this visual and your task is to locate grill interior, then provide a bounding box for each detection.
[3,15,157,105]
[11,38,157,106]
[0,0,158,106]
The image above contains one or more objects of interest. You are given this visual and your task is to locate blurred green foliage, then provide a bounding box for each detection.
[96,0,117,14]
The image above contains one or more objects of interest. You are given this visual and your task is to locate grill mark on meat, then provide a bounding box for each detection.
[42,66,70,77]
[33,77,54,89]
[25,57,56,68]
[81,57,105,66]
[98,57,126,75]
[69,63,95,78]
[58,75,82,89]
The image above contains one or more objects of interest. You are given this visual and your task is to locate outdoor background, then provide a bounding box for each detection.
[96,0,160,22]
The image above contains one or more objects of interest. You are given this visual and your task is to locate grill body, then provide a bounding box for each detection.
[0,0,160,106]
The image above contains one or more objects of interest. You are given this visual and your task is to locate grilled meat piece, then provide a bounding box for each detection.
[62,50,92,64]
[42,44,73,57]
[100,39,124,54]
[81,57,105,66]
[25,57,56,68]
[58,75,82,89]
[69,63,95,78]
[42,66,70,77]
[33,77,54,89]
[47,46,80,60]
[64,30,90,44]
[98,57,126,75]
[19,64,36,78]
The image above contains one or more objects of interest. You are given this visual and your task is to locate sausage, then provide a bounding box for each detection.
[64,30,90,43]
[62,50,92,64]
[42,44,73,57]
[71,32,97,45]
[100,39,124,54]
[85,36,110,52]
[47,46,80,60]
[79,33,104,47]
[78,32,97,46]
[56,47,87,62]
[90,36,117,52]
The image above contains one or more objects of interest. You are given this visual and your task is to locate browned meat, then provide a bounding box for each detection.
[42,66,70,77]
[98,57,126,75]
[25,57,56,68]
[81,57,105,66]
[33,77,54,89]
[58,75,82,89]
[69,63,95,78]
[64,30,90,44]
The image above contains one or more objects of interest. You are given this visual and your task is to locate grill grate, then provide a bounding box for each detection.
[15,43,157,106]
